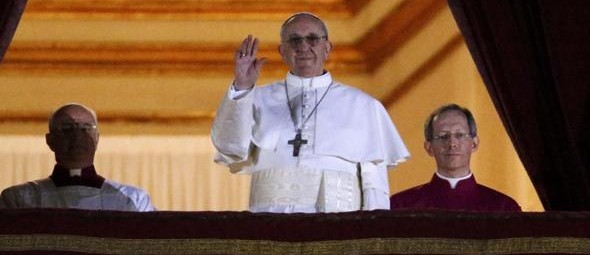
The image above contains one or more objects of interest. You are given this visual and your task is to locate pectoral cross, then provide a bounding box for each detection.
[287,131,307,157]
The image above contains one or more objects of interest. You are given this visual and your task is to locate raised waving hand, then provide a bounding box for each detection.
[233,35,267,90]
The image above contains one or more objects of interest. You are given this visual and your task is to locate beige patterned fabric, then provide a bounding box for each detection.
[250,167,360,213]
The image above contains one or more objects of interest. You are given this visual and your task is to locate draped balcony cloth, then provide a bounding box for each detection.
[448,0,590,210]
[0,0,27,62]
[1,209,590,255]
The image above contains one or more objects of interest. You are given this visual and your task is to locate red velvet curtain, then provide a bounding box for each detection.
[448,0,590,210]
[0,0,27,62]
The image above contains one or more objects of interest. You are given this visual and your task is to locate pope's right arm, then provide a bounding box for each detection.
[212,35,265,167]
[211,86,256,166]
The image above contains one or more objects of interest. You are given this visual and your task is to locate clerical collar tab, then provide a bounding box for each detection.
[69,169,82,177]
[436,171,472,189]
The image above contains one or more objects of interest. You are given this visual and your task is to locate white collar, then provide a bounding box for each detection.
[69,168,82,177]
[286,71,332,88]
[436,171,472,189]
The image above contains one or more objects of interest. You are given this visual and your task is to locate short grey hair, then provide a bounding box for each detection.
[280,12,329,40]
[424,104,477,141]
[48,103,98,131]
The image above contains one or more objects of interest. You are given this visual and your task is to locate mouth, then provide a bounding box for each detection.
[295,55,314,60]
[68,146,87,152]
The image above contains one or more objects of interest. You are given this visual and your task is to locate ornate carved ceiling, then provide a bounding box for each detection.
[4,0,445,76]
[23,0,366,19]
[0,0,453,134]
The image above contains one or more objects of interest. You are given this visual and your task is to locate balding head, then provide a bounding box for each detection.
[46,103,99,169]
[49,103,97,132]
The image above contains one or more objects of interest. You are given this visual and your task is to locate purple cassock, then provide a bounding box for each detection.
[390,174,521,212]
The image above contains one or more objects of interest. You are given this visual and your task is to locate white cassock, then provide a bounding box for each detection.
[212,72,410,213]
[0,178,155,211]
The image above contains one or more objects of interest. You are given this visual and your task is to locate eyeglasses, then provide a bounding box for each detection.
[283,35,327,48]
[432,132,472,142]
[55,123,97,134]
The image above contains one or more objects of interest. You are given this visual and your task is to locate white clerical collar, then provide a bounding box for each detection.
[69,168,82,177]
[436,171,472,189]
[286,71,332,88]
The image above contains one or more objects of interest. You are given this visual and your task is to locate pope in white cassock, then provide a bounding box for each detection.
[0,104,155,211]
[211,12,410,213]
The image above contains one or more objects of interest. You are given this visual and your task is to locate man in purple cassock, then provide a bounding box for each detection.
[390,104,521,212]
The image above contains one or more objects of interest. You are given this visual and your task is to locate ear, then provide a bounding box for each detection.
[278,44,286,56]
[471,136,480,152]
[325,40,333,55]
[45,133,56,152]
[278,44,288,63]
[424,141,434,157]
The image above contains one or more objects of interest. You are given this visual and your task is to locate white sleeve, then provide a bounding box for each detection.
[0,188,18,208]
[211,84,256,166]
[134,190,156,212]
[359,162,391,210]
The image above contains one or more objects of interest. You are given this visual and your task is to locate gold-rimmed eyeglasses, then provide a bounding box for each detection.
[432,132,472,142]
[54,123,97,134]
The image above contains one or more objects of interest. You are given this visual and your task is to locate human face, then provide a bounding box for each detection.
[279,15,332,78]
[46,105,99,169]
[424,110,479,177]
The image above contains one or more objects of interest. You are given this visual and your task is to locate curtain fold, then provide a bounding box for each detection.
[0,0,27,62]
[448,0,590,210]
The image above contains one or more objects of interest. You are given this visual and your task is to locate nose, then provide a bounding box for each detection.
[447,137,459,148]
[68,132,82,142]
[66,128,88,140]
[295,40,312,51]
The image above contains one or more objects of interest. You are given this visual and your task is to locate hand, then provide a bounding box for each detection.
[234,35,267,91]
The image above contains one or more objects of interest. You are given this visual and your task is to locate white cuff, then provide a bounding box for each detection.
[229,83,253,100]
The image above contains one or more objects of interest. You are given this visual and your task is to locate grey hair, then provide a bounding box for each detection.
[424,103,477,141]
[48,103,98,131]
[280,12,329,39]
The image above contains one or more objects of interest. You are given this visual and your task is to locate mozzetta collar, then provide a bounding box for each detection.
[286,71,332,88]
